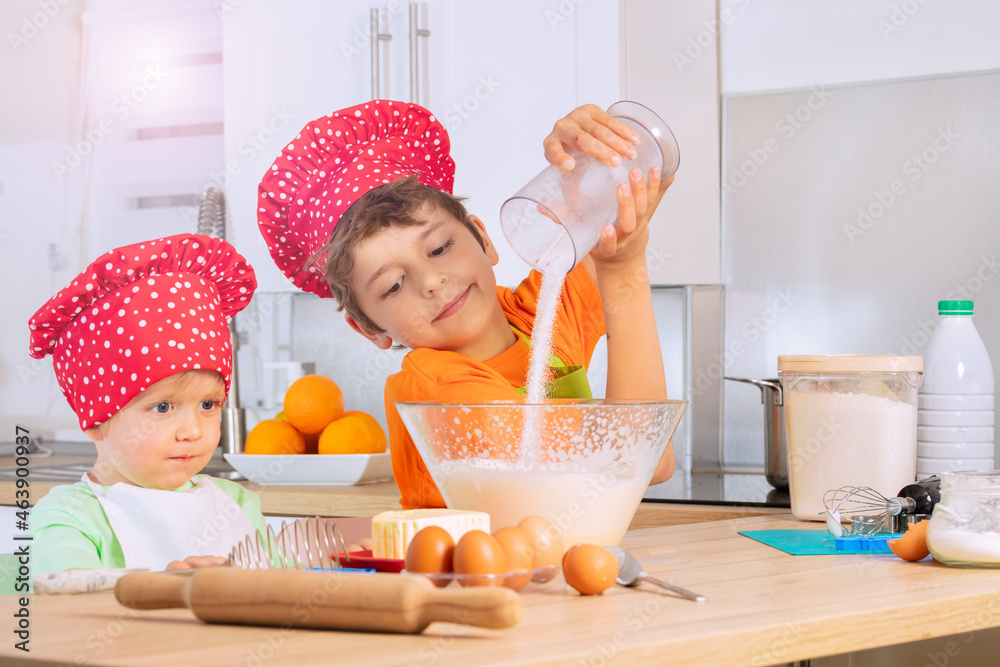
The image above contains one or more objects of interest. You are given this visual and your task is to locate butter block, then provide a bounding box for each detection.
[371,509,491,559]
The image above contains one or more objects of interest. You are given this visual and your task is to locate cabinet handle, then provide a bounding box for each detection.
[409,3,430,104]
[370,8,393,99]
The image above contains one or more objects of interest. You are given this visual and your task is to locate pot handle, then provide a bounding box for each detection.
[724,376,784,406]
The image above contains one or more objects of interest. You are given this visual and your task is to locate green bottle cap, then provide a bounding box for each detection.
[938,300,974,316]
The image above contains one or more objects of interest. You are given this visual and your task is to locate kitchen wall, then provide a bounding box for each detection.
[718,0,1000,493]
[722,72,1000,476]
[2,0,87,436]
[1,0,227,440]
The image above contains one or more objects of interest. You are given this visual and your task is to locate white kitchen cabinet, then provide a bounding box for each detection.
[223,0,582,291]
[222,0,371,292]
[223,0,720,290]
[74,1,227,261]
[719,0,1000,94]
[622,0,721,286]
[440,1,586,288]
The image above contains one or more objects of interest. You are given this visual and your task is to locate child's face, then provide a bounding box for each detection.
[86,370,225,490]
[348,204,503,356]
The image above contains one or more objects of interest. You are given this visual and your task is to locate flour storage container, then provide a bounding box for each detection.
[777,355,923,521]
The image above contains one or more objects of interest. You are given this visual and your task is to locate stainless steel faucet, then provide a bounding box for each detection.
[197,187,246,459]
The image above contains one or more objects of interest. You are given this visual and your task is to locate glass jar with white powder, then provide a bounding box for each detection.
[927,471,1000,568]
[777,355,923,521]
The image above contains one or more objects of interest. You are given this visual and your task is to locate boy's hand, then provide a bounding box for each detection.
[544,104,640,171]
[588,166,663,268]
[165,555,228,570]
[546,103,675,261]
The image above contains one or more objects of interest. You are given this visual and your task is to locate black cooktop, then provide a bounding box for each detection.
[644,470,792,508]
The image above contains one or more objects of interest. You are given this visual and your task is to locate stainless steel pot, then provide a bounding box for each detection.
[725,377,788,489]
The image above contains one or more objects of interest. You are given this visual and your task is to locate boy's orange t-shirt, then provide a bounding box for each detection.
[383,263,606,509]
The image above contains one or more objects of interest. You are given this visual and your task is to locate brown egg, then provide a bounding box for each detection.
[404,526,454,587]
[453,530,508,587]
[888,519,930,562]
[517,516,563,582]
[492,526,535,591]
[563,544,618,596]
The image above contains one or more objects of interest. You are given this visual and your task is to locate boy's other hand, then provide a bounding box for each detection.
[588,167,663,268]
[544,104,640,171]
[165,555,228,570]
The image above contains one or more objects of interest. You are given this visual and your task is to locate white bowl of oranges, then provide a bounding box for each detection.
[224,374,392,486]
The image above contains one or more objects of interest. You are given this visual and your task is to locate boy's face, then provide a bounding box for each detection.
[86,370,225,490]
[347,204,504,357]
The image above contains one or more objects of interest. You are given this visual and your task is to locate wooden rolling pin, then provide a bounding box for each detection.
[115,568,523,634]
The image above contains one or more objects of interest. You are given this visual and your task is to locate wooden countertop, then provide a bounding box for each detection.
[5,514,1000,666]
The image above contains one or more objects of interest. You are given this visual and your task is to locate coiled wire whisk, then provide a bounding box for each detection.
[226,517,350,571]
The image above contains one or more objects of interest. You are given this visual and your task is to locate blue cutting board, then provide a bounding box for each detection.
[739,529,901,555]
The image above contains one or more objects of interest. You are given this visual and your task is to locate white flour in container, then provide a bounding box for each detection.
[785,389,917,521]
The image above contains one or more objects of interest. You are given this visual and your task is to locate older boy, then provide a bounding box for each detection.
[28,234,267,572]
[258,101,673,509]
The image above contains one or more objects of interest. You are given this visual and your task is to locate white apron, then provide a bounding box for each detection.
[84,474,256,571]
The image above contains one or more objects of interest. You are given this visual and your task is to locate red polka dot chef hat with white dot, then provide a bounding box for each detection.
[27,234,257,430]
[257,99,454,297]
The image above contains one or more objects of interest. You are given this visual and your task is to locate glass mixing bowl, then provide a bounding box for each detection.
[395,399,687,548]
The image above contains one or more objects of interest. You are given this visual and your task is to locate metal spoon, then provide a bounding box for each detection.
[605,547,707,602]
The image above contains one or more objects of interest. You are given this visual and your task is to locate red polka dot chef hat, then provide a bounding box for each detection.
[257,99,454,297]
[28,234,257,430]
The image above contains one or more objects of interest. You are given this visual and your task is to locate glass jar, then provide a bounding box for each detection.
[777,355,923,521]
[927,471,1000,568]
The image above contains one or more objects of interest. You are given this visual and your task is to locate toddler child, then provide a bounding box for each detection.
[28,234,267,572]
[257,100,674,509]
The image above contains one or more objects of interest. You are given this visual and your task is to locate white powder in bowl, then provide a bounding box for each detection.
[928,527,1000,565]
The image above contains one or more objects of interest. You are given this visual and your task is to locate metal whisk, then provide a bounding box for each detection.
[822,486,917,535]
[227,517,350,571]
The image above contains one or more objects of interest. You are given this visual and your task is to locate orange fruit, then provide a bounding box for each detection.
[318,414,387,455]
[343,410,387,452]
[245,419,306,455]
[283,374,344,435]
